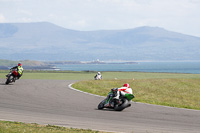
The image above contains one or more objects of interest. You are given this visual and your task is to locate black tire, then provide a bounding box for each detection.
[5,79,9,84]
[5,76,11,84]
[98,100,105,110]
[114,99,129,111]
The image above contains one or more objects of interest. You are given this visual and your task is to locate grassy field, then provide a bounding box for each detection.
[1,70,200,80]
[0,121,106,133]
[72,78,200,110]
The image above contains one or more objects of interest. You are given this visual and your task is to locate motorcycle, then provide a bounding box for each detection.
[98,89,135,111]
[5,69,18,84]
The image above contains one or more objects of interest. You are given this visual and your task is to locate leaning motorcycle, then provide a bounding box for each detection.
[98,89,135,111]
[5,69,18,84]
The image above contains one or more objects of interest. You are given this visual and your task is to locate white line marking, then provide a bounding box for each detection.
[68,83,105,98]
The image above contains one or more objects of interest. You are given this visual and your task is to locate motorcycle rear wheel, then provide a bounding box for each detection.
[114,99,129,111]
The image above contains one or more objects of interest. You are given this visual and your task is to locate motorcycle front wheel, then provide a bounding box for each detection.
[5,75,12,84]
[98,99,106,110]
[6,75,15,85]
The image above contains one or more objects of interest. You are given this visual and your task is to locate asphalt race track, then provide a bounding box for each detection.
[0,79,200,133]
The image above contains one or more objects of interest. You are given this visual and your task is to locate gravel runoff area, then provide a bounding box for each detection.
[0,79,200,133]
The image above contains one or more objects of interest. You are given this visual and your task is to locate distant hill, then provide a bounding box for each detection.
[0,22,200,61]
[0,59,54,70]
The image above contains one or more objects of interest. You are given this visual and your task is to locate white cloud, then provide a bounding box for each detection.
[74,20,87,28]
[0,14,6,22]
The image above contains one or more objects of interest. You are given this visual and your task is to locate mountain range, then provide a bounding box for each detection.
[0,22,200,61]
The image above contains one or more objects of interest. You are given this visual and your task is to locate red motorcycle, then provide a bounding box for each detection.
[5,69,18,84]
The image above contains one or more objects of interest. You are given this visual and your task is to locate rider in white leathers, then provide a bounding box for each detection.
[115,83,133,99]
[94,72,102,80]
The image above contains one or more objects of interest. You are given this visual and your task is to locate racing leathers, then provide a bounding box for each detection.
[115,86,133,99]
[94,72,102,80]
[11,65,24,79]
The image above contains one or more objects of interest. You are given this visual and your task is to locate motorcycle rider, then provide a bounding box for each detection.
[94,72,102,80]
[104,83,133,107]
[10,63,24,81]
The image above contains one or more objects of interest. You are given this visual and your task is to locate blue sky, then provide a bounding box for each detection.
[0,0,200,37]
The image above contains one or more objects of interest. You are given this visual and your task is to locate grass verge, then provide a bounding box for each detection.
[1,70,200,80]
[72,79,200,110]
[0,121,107,133]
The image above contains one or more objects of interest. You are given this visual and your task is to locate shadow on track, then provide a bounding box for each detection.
[0,82,13,85]
[95,108,124,112]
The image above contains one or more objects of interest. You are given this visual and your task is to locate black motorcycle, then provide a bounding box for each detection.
[98,89,135,111]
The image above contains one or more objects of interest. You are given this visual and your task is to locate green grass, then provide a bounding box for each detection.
[0,121,106,133]
[72,78,200,110]
[0,70,98,80]
[1,70,200,80]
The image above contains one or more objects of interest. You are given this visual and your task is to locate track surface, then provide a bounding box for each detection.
[0,79,200,133]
